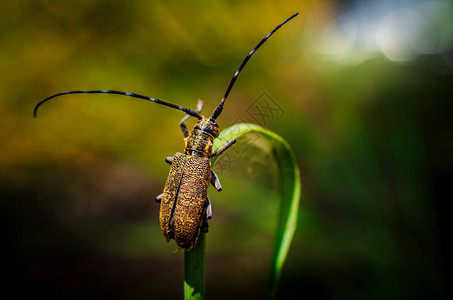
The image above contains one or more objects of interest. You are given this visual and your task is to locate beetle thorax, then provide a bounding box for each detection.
[184,117,220,157]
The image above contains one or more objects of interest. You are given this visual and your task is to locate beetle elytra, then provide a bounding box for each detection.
[34,13,299,250]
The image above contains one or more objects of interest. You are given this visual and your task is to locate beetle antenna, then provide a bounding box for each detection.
[33,90,201,118]
[211,12,299,120]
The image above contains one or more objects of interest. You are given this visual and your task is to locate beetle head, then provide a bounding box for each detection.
[194,117,220,138]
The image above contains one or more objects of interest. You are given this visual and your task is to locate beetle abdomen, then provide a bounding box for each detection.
[159,153,211,249]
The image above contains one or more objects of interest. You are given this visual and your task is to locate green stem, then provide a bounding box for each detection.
[184,231,206,300]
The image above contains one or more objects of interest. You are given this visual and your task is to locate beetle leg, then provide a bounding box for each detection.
[203,215,209,233]
[180,116,190,138]
[202,197,212,233]
[180,99,204,138]
[155,193,163,203]
[165,156,174,165]
[206,197,212,219]
[210,139,237,158]
[195,98,204,113]
[210,170,222,191]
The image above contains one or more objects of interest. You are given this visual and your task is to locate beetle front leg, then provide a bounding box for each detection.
[211,170,222,191]
[210,139,236,158]
[180,116,190,138]
[180,99,204,138]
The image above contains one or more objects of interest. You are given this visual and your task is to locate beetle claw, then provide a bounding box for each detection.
[155,193,163,203]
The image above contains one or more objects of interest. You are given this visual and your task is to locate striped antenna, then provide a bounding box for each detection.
[211,12,299,120]
[33,90,201,118]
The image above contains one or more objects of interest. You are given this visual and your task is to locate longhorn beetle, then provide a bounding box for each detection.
[34,13,299,250]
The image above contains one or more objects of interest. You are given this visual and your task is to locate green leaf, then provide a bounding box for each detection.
[212,123,301,299]
[184,123,301,300]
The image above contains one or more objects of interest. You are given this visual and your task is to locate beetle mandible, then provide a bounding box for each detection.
[34,13,299,250]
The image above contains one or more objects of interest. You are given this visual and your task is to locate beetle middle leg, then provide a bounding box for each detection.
[165,156,173,165]
[154,156,174,202]
[155,157,175,202]
[211,170,222,191]
[180,99,204,137]
[155,193,163,203]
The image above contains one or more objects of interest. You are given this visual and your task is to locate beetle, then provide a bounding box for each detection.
[34,12,299,250]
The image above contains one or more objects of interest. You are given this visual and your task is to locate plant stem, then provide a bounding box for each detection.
[184,231,206,300]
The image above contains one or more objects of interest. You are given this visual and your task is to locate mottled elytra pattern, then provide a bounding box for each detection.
[173,156,211,248]
[160,153,211,249]
[160,153,187,241]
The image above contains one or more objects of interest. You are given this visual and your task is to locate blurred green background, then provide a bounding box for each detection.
[1,0,451,299]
